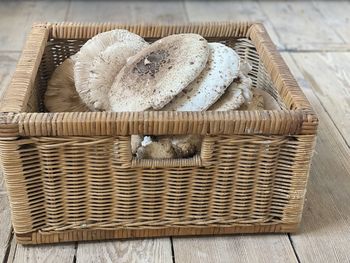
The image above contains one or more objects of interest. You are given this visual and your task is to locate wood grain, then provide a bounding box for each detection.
[283,53,350,263]
[292,52,350,145]
[9,244,75,263]
[173,235,297,263]
[67,1,187,23]
[5,236,16,263]
[76,238,173,263]
[66,1,132,22]
[260,1,346,50]
[0,1,69,51]
[129,1,187,23]
[184,0,284,49]
[0,194,12,263]
[313,1,350,43]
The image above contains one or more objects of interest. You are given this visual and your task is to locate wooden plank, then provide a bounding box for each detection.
[173,235,297,263]
[6,236,16,263]
[313,1,350,43]
[260,1,346,50]
[0,1,69,51]
[184,0,284,49]
[66,1,132,22]
[0,53,19,105]
[67,1,187,24]
[76,238,172,263]
[10,244,76,263]
[282,53,350,263]
[129,1,187,23]
[292,52,350,145]
[0,194,12,263]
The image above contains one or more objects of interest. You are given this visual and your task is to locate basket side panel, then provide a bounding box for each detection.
[278,135,316,223]
[1,134,315,238]
[0,138,46,233]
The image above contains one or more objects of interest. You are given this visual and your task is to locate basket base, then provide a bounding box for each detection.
[16,223,299,245]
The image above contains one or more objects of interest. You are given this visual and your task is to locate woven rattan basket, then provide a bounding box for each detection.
[0,22,317,245]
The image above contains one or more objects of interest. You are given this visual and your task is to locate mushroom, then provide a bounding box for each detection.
[163,43,240,111]
[131,135,143,155]
[109,33,209,112]
[210,61,253,111]
[171,135,202,158]
[136,137,176,159]
[74,29,148,111]
[87,41,149,111]
[44,56,89,112]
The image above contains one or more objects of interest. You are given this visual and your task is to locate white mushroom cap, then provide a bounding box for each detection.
[44,56,89,112]
[74,29,148,111]
[87,41,149,111]
[163,43,240,111]
[109,33,209,112]
[210,71,253,111]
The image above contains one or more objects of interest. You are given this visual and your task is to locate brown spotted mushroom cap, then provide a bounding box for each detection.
[109,33,209,112]
[74,29,148,111]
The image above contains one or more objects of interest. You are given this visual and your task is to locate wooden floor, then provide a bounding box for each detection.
[0,1,349,262]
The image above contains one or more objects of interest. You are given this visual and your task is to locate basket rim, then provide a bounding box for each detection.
[0,22,318,137]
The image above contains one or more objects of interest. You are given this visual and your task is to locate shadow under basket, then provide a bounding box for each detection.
[0,22,318,245]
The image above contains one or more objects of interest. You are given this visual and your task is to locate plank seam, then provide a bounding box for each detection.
[288,234,301,263]
[170,237,176,263]
[72,242,78,263]
[2,233,14,263]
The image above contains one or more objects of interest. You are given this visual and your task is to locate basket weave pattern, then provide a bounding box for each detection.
[0,22,317,244]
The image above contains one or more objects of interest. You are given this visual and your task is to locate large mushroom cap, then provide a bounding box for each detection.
[109,33,209,112]
[44,57,89,112]
[74,29,148,111]
[87,41,149,111]
[163,43,240,111]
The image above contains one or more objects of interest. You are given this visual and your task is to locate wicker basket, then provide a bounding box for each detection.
[0,22,317,245]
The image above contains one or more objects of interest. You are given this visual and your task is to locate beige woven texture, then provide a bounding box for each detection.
[0,22,317,244]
